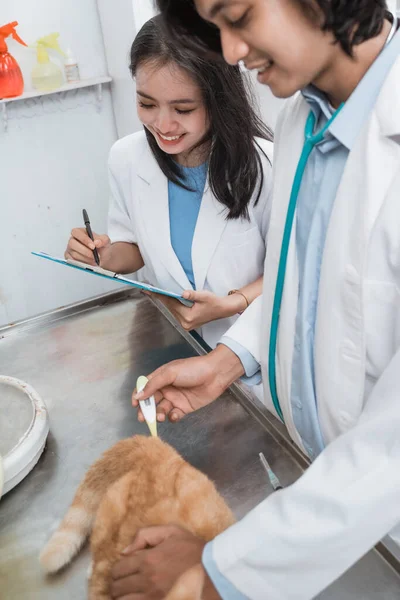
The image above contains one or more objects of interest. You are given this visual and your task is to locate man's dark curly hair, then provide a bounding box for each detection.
[156,0,391,57]
[298,1,390,55]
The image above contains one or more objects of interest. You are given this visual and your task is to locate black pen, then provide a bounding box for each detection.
[82,209,100,266]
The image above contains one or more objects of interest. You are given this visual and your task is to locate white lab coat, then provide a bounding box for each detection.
[107,131,273,350]
[215,56,400,598]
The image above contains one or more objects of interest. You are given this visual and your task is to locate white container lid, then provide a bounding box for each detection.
[0,376,49,496]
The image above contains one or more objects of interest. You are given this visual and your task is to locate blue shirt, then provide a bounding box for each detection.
[168,163,207,288]
[213,24,400,598]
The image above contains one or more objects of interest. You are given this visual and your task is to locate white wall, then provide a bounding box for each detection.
[387,0,398,15]
[132,0,157,30]
[0,0,118,326]
[96,0,140,138]
[96,0,158,139]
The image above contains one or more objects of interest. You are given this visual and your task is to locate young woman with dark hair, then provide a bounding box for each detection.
[65,15,273,352]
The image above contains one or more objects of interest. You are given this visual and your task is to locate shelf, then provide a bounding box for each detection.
[0,76,112,131]
[0,76,112,104]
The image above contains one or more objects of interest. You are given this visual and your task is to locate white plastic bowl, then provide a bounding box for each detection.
[0,376,49,496]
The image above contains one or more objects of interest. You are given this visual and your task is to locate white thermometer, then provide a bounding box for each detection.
[136,375,157,437]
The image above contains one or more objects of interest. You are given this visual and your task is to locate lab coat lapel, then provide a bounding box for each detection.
[364,56,400,233]
[136,145,192,290]
[377,56,400,145]
[191,182,228,291]
[315,56,400,437]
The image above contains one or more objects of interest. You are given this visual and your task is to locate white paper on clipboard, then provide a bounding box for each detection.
[31,252,194,307]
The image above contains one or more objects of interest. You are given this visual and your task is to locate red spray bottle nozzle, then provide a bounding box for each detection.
[0,22,27,53]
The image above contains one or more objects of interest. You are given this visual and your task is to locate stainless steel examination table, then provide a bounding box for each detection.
[0,289,399,599]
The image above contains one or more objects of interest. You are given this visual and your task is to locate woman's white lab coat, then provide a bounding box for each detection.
[107,131,273,350]
[216,56,400,598]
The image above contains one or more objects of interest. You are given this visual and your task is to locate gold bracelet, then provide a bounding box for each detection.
[228,289,249,314]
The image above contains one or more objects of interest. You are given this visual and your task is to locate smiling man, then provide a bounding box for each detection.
[110,2,400,599]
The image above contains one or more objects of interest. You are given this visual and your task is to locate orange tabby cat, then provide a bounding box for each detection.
[40,435,235,599]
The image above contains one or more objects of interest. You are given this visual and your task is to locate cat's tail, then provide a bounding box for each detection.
[40,437,141,574]
[39,483,99,573]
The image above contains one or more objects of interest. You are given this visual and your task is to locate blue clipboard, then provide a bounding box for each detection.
[32,252,194,307]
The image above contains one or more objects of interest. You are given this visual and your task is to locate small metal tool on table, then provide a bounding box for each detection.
[259,452,283,491]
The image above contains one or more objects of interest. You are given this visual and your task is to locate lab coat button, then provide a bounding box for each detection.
[340,411,353,426]
[341,339,357,356]
[345,265,359,283]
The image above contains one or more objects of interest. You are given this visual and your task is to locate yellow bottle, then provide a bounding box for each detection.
[32,33,65,92]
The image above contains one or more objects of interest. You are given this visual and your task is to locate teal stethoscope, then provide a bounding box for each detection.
[268,14,399,422]
[268,105,343,422]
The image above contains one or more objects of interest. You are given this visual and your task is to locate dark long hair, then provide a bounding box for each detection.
[156,0,390,57]
[130,15,272,219]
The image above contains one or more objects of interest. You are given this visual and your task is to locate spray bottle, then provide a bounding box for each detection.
[32,33,65,92]
[0,21,27,99]
[64,47,80,83]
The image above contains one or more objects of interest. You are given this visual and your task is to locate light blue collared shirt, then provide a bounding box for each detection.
[212,24,400,597]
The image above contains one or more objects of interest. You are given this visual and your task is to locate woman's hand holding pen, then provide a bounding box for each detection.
[65,226,144,274]
[65,228,112,267]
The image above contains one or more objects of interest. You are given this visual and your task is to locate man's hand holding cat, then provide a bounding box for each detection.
[110,524,221,599]
[132,345,244,423]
